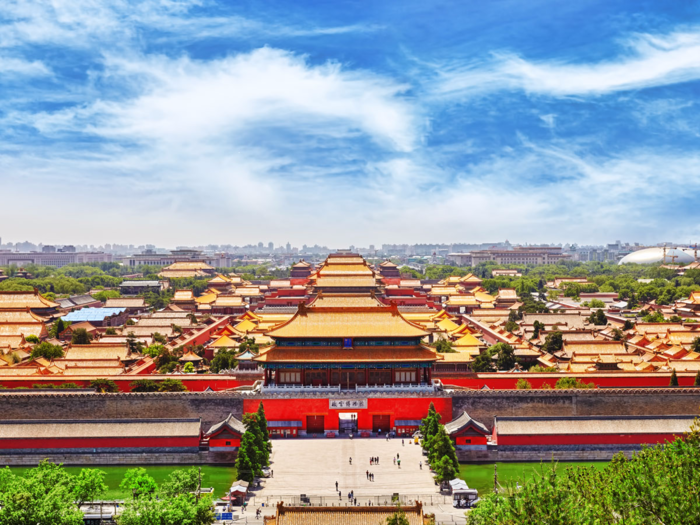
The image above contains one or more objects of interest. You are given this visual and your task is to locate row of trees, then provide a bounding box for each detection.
[467,420,700,524]
[420,403,460,483]
[235,402,272,482]
[0,461,216,525]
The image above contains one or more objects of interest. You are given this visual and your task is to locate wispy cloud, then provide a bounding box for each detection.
[0,54,50,76]
[436,29,700,98]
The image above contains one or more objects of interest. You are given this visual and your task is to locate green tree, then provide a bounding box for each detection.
[90,378,119,392]
[432,454,458,484]
[0,461,84,525]
[471,349,495,372]
[623,319,634,330]
[31,341,64,360]
[158,378,187,392]
[694,370,700,387]
[159,361,178,374]
[105,327,117,335]
[209,349,238,373]
[670,368,679,387]
[435,339,456,353]
[504,320,518,333]
[72,468,108,506]
[555,377,595,389]
[692,337,700,353]
[516,378,532,389]
[25,334,40,343]
[256,402,272,455]
[153,332,167,344]
[386,505,411,525]
[588,309,608,326]
[93,289,120,302]
[467,428,700,525]
[159,467,201,498]
[130,379,160,392]
[120,467,158,498]
[531,320,545,339]
[183,362,195,373]
[243,413,270,467]
[492,343,517,370]
[235,430,262,482]
[143,344,166,358]
[126,332,144,354]
[541,331,563,354]
[70,327,92,344]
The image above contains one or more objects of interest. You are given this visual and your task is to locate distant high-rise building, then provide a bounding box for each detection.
[268,242,274,251]
[286,242,291,252]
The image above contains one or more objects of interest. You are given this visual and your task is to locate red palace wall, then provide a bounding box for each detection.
[0,436,198,450]
[244,397,452,432]
[436,373,700,390]
[1,372,697,392]
[497,433,682,447]
[209,437,241,448]
[0,376,258,392]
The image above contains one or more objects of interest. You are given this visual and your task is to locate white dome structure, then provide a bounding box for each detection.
[618,247,695,265]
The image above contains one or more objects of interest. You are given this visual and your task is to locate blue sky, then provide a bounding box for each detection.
[1,0,699,247]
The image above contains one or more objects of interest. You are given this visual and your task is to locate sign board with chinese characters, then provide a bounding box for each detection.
[329,399,367,410]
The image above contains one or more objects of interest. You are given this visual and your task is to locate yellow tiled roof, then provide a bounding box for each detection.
[234,319,258,334]
[209,335,239,347]
[164,262,214,270]
[313,276,378,288]
[0,291,59,309]
[308,293,384,308]
[266,306,429,338]
[66,344,129,360]
[173,290,195,301]
[213,296,245,307]
[446,296,478,306]
[196,292,219,304]
[436,318,460,332]
[452,333,483,347]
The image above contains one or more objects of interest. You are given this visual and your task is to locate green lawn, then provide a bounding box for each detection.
[7,464,238,500]
[459,461,608,494]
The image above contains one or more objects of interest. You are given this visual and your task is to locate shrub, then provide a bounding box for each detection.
[90,378,119,393]
[31,341,64,360]
[130,379,160,392]
[158,378,187,392]
[555,377,595,389]
[516,379,532,389]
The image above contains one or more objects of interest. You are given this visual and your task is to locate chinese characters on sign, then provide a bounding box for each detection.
[329,399,367,409]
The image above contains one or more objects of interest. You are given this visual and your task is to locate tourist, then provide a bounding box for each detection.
[398,459,401,468]
[402,439,405,446]
[397,453,400,459]
[419,461,422,470]
[349,457,352,465]
[336,481,338,491]
[366,470,369,479]
[393,457,396,465]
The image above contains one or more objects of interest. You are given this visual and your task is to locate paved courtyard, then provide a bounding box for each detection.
[259,436,437,498]
[224,437,468,524]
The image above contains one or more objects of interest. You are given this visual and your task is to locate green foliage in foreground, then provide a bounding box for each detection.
[466,424,700,525]
[0,462,215,525]
[0,460,106,525]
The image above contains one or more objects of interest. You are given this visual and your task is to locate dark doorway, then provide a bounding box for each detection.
[306,415,325,434]
[372,414,391,433]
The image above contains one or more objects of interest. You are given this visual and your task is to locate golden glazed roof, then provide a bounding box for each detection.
[266,305,429,339]
[307,293,385,308]
[0,291,59,309]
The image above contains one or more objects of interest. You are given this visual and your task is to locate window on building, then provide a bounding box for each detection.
[226,441,231,446]
[395,371,416,383]
[280,371,301,383]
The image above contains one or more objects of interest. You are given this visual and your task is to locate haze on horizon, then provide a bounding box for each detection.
[1,1,699,248]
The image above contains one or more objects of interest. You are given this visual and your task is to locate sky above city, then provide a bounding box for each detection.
[1,0,700,248]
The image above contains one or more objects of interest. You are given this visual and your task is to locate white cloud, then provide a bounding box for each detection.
[436,29,700,98]
[0,55,50,76]
[75,48,419,152]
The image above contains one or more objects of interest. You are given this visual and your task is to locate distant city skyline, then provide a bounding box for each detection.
[1,2,699,244]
